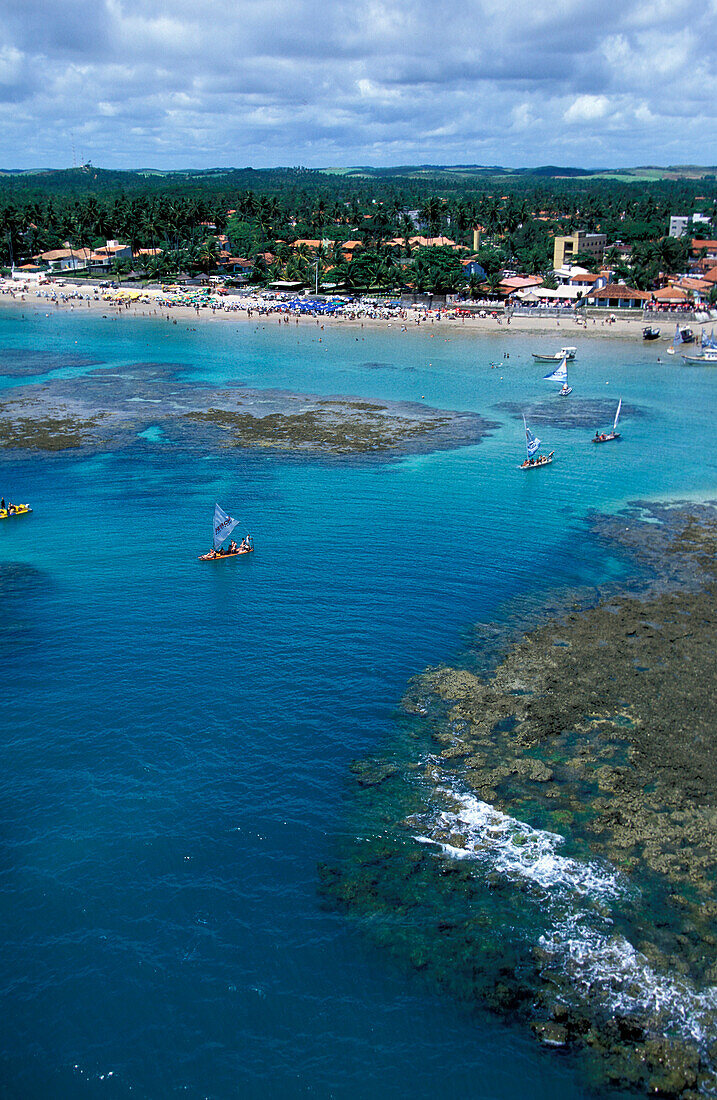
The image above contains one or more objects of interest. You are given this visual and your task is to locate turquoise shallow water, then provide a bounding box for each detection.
[0,306,714,1098]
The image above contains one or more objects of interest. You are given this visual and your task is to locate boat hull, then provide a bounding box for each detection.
[198,547,254,561]
[532,353,576,362]
[592,433,620,443]
[681,354,717,364]
[558,387,573,396]
[0,505,32,520]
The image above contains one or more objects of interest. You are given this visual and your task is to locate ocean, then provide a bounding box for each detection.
[0,305,713,1098]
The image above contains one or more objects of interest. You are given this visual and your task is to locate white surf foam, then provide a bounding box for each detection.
[414,785,717,1053]
[414,787,624,901]
[540,915,717,1048]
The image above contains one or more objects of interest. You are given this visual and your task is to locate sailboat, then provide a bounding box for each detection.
[543,355,572,396]
[520,415,554,469]
[592,398,622,443]
[666,324,695,354]
[198,503,254,560]
[681,327,717,363]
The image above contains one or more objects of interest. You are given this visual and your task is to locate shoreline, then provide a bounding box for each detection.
[0,280,675,341]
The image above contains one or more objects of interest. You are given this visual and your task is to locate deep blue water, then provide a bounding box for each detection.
[0,305,714,1098]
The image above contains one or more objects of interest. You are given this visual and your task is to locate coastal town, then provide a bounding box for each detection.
[2,168,716,323]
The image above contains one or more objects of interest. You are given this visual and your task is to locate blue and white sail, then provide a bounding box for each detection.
[213,503,239,550]
[543,355,568,383]
[702,327,717,349]
[523,415,541,458]
[613,398,622,432]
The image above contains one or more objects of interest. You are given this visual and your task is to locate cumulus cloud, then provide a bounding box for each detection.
[0,0,714,168]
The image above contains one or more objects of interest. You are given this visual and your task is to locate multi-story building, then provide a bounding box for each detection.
[553,231,607,269]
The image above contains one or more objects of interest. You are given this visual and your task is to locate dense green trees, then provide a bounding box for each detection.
[0,165,713,289]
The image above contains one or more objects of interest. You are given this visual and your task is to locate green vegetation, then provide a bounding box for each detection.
[0,164,714,292]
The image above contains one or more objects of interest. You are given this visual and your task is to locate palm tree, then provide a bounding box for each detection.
[398,212,414,256]
[420,196,442,237]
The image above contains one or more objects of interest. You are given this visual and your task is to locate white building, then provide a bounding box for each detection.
[669,216,689,238]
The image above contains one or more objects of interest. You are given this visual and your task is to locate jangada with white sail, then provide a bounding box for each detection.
[198,503,254,560]
[592,398,622,443]
[520,415,554,469]
[543,355,572,396]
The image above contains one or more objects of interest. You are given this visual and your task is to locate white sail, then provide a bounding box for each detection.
[613,398,622,432]
[213,503,239,549]
[543,356,568,383]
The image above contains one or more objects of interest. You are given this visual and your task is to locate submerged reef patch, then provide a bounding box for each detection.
[0,363,496,458]
[495,398,646,430]
[322,505,717,1097]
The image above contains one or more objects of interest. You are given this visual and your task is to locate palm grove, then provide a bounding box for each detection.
[0,166,713,295]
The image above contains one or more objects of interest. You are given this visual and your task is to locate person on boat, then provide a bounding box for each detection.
[0,498,5,512]
[228,540,238,553]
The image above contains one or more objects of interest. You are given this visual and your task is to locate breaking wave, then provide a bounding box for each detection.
[413,785,717,1056]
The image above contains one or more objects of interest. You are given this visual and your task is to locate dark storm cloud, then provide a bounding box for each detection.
[0,0,714,168]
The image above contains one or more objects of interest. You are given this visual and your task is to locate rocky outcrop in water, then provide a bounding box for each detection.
[322,505,717,1097]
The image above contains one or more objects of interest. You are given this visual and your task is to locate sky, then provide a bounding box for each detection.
[0,0,715,171]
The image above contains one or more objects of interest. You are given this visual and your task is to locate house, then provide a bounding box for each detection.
[37,247,92,272]
[652,286,689,304]
[92,240,132,264]
[581,284,651,309]
[553,265,602,288]
[216,255,254,277]
[676,277,711,303]
[691,239,717,259]
[461,258,486,280]
[500,275,544,293]
[341,241,364,260]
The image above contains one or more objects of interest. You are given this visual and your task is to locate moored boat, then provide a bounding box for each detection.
[643,326,661,340]
[199,503,254,560]
[681,348,717,364]
[666,324,694,355]
[592,398,622,443]
[532,345,577,363]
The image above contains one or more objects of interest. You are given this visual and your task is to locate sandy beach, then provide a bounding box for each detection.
[0,278,685,341]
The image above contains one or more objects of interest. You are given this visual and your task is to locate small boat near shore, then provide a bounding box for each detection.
[199,503,254,560]
[681,348,717,364]
[0,502,31,520]
[532,346,577,363]
[593,398,622,443]
[643,326,661,340]
[666,324,695,354]
[520,416,554,468]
